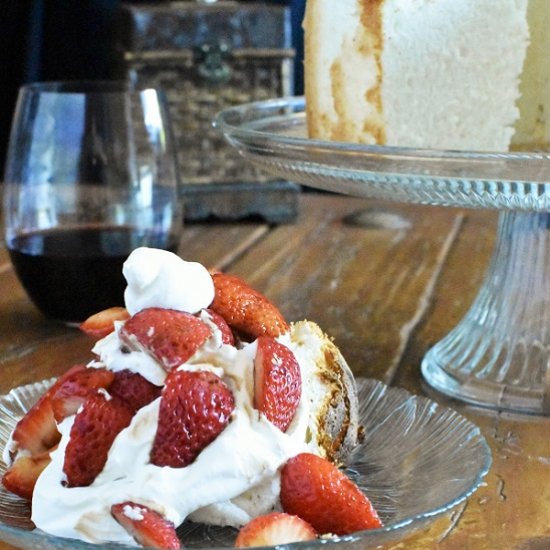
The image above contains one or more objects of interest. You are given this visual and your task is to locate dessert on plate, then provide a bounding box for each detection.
[304,0,550,151]
[1,247,381,548]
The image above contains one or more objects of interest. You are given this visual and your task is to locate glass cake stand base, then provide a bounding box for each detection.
[422,211,550,414]
[215,96,550,415]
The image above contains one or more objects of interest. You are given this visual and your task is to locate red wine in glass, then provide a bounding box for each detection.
[8,226,178,323]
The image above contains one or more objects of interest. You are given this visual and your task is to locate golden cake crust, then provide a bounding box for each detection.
[290,320,360,463]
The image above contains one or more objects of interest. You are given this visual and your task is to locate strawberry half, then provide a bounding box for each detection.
[120,308,212,371]
[80,307,130,339]
[235,512,317,548]
[204,308,235,345]
[111,501,181,550]
[62,391,133,487]
[210,272,289,341]
[2,449,52,500]
[280,453,383,536]
[108,369,161,412]
[150,370,234,468]
[254,336,301,432]
[11,364,87,456]
[50,366,115,422]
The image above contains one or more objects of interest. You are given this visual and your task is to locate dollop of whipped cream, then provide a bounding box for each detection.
[123,247,215,315]
[29,248,319,545]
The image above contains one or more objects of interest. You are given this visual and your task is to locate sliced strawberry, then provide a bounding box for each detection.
[150,370,234,468]
[50,367,115,422]
[120,308,212,371]
[280,453,382,536]
[210,272,289,341]
[62,391,133,487]
[108,369,161,412]
[2,449,52,500]
[111,501,181,550]
[235,512,317,548]
[80,307,130,339]
[204,308,235,345]
[11,364,86,456]
[11,395,59,457]
[254,336,301,432]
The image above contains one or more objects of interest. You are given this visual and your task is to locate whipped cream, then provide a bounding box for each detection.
[90,324,167,386]
[29,249,320,544]
[123,247,215,316]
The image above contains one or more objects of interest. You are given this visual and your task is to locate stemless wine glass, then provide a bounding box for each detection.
[3,81,183,323]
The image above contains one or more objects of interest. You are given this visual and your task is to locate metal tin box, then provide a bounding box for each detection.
[115,1,298,221]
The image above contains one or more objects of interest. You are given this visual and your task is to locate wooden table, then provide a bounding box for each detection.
[0,192,549,549]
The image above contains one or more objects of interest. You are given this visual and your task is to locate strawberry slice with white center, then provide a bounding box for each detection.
[254,336,301,432]
[150,369,235,468]
[120,307,212,371]
[235,512,317,548]
[50,366,115,422]
[111,501,181,549]
[2,449,52,500]
[10,364,87,457]
[79,307,130,339]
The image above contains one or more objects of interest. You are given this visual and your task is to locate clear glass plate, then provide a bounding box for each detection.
[0,377,491,549]
[214,96,550,211]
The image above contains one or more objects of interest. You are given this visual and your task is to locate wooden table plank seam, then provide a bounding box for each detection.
[385,213,465,386]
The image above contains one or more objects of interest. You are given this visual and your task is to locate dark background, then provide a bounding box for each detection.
[0,0,306,175]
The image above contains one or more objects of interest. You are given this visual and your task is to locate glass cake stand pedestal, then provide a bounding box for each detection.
[215,96,550,415]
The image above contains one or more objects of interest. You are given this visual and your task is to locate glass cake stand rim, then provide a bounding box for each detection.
[216,96,550,415]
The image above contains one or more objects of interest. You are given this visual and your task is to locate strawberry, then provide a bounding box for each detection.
[150,370,234,468]
[50,367,115,422]
[10,394,59,457]
[11,364,86,456]
[111,501,181,550]
[62,391,133,487]
[120,308,212,371]
[204,308,235,345]
[80,307,130,339]
[210,272,289,341]
[235,512,317,548]
[280,453,382,536]
[108,369,161,412]
[254,336,301,432]
[2,449,52,500]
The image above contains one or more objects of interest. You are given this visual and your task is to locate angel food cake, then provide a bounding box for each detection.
[304,0,550,151]
[1,248,381,549]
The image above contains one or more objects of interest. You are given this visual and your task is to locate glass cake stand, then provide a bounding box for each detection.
[215,96,550,416]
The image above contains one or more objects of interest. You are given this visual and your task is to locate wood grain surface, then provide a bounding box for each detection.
[2,193,549,549]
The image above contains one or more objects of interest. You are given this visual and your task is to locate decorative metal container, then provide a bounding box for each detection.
[115,1,299,221]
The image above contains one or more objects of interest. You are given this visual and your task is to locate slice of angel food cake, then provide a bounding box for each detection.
[304,0,550,152]
[2,247,382,549]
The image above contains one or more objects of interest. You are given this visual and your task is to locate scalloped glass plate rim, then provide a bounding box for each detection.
[0,377,492,550]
